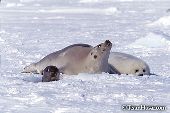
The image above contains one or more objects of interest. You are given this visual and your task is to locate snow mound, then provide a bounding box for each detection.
[128,32,170,48]
[147,16,170,28]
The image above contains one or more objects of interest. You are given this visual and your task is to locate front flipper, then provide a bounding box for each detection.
[22,63,39,74]
[108,64,121,75]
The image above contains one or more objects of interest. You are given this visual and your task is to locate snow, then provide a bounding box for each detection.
[0,0,170,113]
[0,37,4,42]
[38,7,118,15]
[5,3,24,7]
[79,0,169,3]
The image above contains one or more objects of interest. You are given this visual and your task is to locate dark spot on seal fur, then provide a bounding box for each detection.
[135,69,139,73]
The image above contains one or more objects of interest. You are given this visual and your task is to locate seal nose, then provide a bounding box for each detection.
[51,77,57,81]
[105,40,111,46]
[138,74,143,76]
[50,72,56,77]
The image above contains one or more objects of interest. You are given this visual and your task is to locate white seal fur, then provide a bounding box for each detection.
[108,52,150,76]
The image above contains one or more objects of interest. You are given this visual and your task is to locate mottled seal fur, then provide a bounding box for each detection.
[42,66,60,82]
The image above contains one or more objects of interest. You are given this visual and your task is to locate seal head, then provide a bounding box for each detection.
[42,66,60,82]
[83,40,112,73]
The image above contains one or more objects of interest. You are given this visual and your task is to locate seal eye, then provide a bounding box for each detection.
[97,44,101,48]
[143,69,146,72]
[91,52,93,55]
[94,55,97,59]
[135,69,139,73]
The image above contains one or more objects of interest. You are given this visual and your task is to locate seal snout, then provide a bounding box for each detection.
[104,40,112,46]
[50,72,57,77]
[138,74,144,76]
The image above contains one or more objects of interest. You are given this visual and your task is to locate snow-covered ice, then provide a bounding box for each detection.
[0,0,170,113]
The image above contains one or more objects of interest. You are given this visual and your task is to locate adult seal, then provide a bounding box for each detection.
[23,40,117,75]
[108,52,150,76]
[42,66,60,82]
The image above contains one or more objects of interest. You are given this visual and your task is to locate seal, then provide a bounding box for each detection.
[23,40,117,75]
[108,52,150,76]
[42,66,60,82]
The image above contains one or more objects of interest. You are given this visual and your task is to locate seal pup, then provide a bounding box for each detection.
[42,66,60,82]
[108,52,150,76]
[23,40,116,75]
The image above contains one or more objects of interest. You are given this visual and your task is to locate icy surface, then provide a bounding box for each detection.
[0,0,170,113]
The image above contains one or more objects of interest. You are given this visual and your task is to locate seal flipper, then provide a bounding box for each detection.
[22,63,38,74]
[108,64,121,75]
[59,63,77,75]
[149,73,159,76]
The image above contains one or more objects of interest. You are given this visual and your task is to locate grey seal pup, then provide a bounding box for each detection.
[42,66,60,82]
